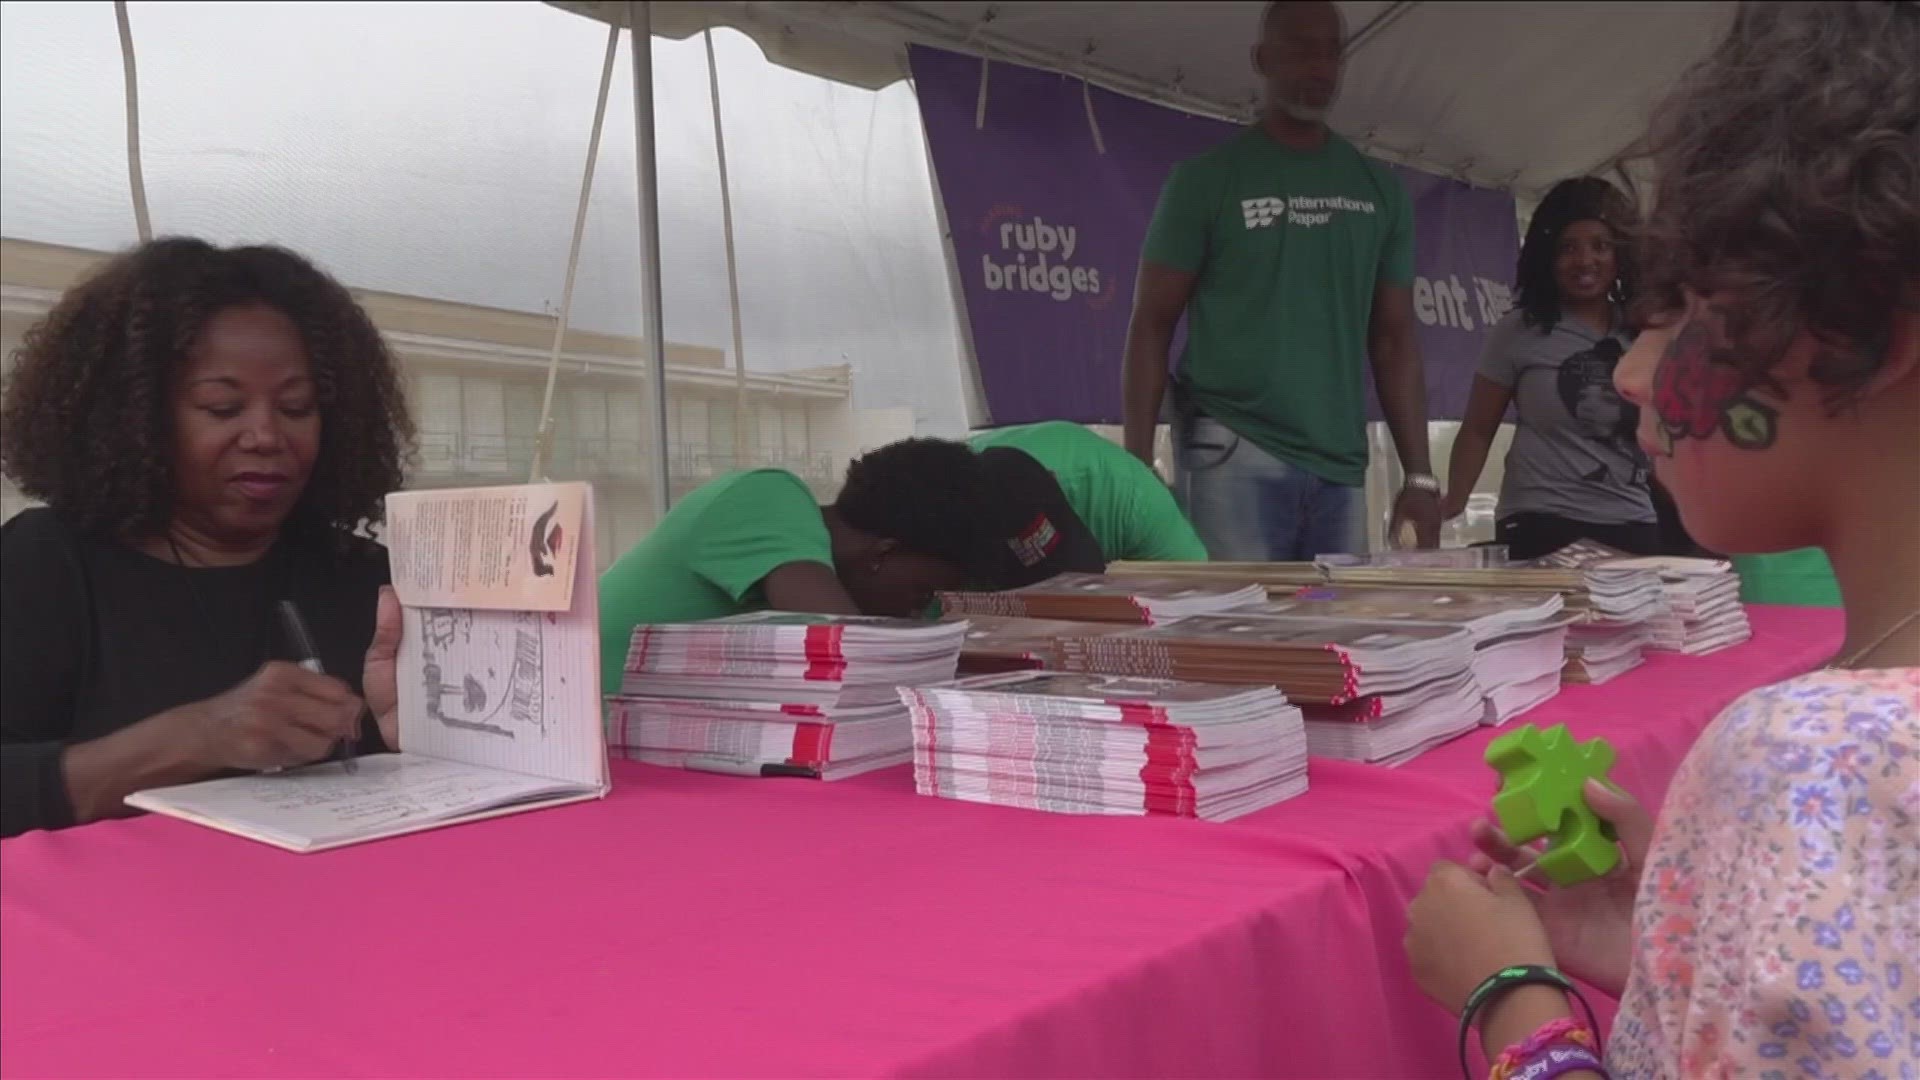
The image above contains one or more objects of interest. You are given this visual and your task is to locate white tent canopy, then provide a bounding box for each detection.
[554,1,1733,199]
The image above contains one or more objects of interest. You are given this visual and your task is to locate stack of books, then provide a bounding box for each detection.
[1314,561,1666,626]
[1563,623,1650,685]
[901,672,1308,820]
[1112,548,1673,629]
[1522,541,1671,625]
[1054,615,1474,700]
[1316,548,1510,571]
[1298,670,1487,765]
[939,573,1264,625]
[1249,586,1564,642]
[1245,587,1570,725]
[605,697,912,780]
[1470,609,1571,725]
[605,612,967,779]
[1053,615,1484,766]
[945,614,1126,675]
[1611,557,1752,655]
[1107,560,1327,592]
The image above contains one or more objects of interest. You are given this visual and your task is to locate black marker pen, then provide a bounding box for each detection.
[277,600,358,774]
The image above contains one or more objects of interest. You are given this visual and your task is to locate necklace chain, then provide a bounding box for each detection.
[1828,609,1920,670]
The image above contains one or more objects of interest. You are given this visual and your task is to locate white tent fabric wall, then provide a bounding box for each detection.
[554,1,1730,200]
[0,1,976,560]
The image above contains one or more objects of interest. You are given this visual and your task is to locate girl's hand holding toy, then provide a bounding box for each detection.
[1403,725,1657,1077]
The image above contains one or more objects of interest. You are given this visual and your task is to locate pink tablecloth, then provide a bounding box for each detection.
[0,607,1840,1079]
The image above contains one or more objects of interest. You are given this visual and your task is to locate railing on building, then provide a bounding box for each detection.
[411,429,836,490]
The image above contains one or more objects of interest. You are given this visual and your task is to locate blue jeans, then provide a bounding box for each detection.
[1174,417,1368,561]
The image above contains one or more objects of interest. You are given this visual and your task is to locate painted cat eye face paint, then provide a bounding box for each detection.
[1650,303,1779,452]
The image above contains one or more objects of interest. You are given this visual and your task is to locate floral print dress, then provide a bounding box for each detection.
[1608,668,1919,1079]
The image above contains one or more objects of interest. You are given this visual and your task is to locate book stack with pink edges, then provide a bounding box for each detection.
[1241,587,1572,727]
[607,612,966,780]
[1051,615,1483,766]
[939,572,1264,625]
[901,672,1308,821]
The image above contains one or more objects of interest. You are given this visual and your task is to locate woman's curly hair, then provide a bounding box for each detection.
[1634,0,1920,404]
[0,237,414,538]
[1515,176,1638,333]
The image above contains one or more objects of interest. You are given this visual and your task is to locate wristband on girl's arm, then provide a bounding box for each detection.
[1457,965,1605,1080]
[1488,1017,1604,1080]
[1495,1042,1606,1080]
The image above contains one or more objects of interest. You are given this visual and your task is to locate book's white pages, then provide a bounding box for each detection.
[122,753,591,853]
[127,482,607,852]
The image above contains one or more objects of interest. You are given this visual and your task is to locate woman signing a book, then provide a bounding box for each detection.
[0,238,414,838]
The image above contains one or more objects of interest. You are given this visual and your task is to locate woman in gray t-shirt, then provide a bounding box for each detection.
[1442,177,1661,561]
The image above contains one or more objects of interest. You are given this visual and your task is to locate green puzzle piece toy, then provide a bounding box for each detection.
[1485,724,1620,887]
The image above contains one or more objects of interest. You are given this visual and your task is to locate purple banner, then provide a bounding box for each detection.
[910,44,1519,425]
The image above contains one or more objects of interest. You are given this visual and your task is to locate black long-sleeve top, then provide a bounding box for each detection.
[1,508,389,837]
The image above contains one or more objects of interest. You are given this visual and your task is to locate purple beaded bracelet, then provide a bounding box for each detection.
[1505,1042,1607,1080]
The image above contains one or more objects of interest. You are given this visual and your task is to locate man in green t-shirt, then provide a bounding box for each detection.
[1121,0,1440,561]
[970,421,1207,562]
[598,438,1103,693]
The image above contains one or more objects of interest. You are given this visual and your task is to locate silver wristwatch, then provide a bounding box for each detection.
[1403,473,1441,494]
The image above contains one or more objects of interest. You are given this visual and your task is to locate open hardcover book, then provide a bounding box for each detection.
[126,482,609,852]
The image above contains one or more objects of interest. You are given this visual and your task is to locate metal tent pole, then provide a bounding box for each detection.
[703,29,752,474]
[113,1,152,242]
[629,0,673,517]
[529,24,620,484]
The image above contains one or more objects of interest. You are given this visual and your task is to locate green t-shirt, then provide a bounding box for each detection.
[597,469,833,694]
[969,421,1208,563]
[1732,549,1842,608]
[1143,128,1414,487]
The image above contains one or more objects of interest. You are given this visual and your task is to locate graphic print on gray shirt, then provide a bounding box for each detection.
[1477,309,1655,524]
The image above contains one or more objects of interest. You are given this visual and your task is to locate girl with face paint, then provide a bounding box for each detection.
[1405,4,1919,1077]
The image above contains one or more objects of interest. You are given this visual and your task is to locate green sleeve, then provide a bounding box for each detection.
[1127,487,1210,562]
[1378,173,1415,287]
[687,472,834,600]
[1141,160,1214,274]
[1113,456,1210,562]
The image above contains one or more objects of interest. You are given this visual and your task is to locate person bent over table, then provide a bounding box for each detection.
[597,437,1104,695]
[0,238,413,838]
[970,421,1208,563]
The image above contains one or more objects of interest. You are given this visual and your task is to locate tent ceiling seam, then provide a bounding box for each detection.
[551,0,1560,195]
[1345,0,1420,59]
[833,1,1520,192]
[1577,134,1646,186]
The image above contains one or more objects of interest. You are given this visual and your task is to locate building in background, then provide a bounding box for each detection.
[0,238,915,565]
[0,3,976,450]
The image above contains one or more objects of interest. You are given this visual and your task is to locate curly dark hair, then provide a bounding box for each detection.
[1515,176,1638,332]
[0,237,414,539]
[1634,0,1920,404]
[833,437,994,572]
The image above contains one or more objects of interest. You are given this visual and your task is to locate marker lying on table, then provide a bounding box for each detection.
[276,600,358,774]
